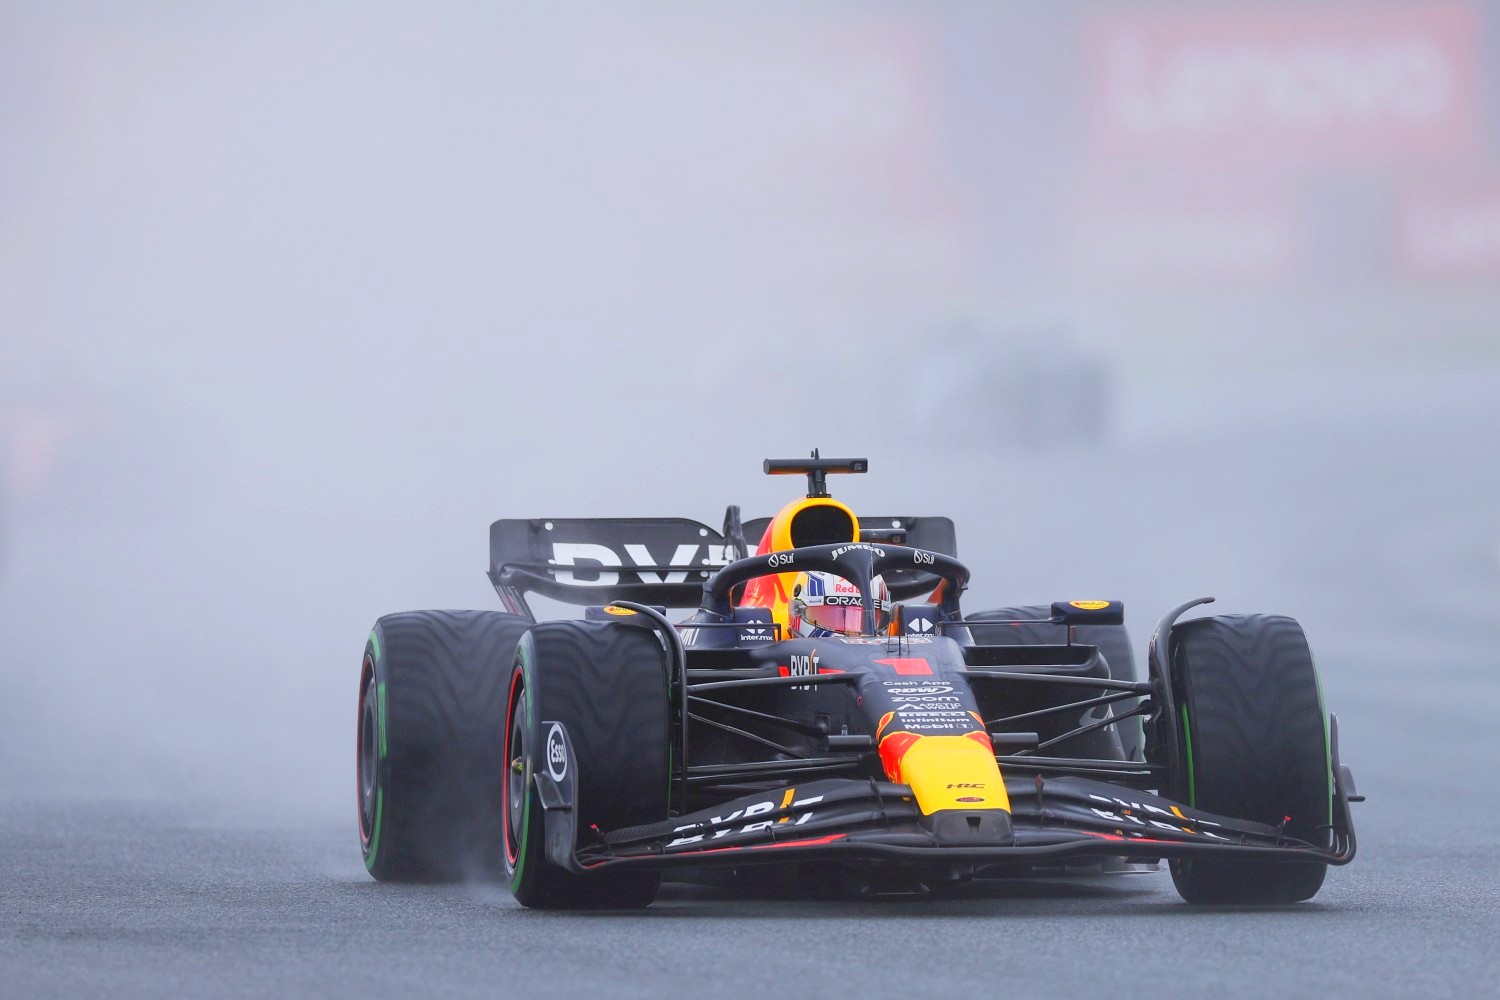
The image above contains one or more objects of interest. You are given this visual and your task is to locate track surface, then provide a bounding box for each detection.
[5,365,1500,997]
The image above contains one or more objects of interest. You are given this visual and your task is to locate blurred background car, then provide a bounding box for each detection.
[893,322,1110,450]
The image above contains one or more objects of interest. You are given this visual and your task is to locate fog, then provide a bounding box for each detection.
[3,1,1498,826]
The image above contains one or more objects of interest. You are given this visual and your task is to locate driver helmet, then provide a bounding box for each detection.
[789,571,891,637]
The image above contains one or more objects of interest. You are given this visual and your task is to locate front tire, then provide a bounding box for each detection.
[1168,614,1331,905]
[504,620,671,909]
[357,610,530,881]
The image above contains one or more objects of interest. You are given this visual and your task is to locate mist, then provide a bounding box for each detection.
[4,0,1498,841]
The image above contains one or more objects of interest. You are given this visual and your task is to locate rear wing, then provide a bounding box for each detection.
[488,517,734,615]
[489,512,958,617]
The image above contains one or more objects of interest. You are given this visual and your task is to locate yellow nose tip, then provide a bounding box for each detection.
[883,733,1011,815]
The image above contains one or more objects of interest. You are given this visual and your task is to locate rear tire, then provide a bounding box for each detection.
[504,620,671,909]
[1168,614,1331,905]
[357,610,529,882]
[967,605,1142,760]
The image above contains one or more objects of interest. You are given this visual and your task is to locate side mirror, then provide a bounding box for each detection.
[1050,600,1124,627]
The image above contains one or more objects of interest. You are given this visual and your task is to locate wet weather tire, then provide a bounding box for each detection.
[504,620,671,909]
[357,610,530,882]
[1168,614,1331,905]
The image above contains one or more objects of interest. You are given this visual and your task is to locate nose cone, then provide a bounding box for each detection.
[880,731,1012,816]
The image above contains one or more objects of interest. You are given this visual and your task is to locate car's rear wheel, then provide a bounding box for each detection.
[1167,614,1331,905]
[967,605,1141,760]
[358,610,529,881]
[504,620,671,909]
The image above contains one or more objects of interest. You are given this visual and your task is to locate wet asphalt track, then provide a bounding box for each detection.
[5,364,1500,998]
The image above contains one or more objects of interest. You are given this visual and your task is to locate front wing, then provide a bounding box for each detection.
[536,724,1357,874]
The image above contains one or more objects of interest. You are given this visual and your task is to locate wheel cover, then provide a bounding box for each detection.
[503,669,528,870]
[357,661,378,845]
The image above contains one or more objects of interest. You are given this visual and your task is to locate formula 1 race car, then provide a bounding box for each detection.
[356,455,1360,907]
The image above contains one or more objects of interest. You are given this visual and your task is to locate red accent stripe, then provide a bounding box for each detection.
[874,657,932,675]
[878,731,922,781]
[751,833,846,850]
[1077,830,1191,846]
[687,833,849,856]
[501,667,524,866]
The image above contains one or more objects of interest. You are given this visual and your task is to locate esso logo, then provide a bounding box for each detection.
[767,552,795,569]
[544,723,568,782]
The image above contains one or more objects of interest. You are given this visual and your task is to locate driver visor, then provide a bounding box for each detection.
[804,602,867,634]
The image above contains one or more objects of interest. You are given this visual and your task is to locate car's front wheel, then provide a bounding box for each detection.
[504,620,671,909]
[1167,614,1332,905]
